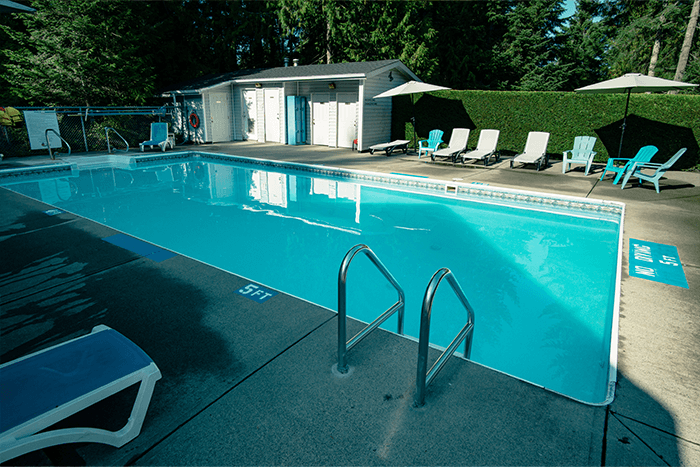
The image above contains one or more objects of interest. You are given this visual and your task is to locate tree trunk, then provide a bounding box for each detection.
[648,36,662,76]
[674,0,700,81]
[325,11,332,64]
[648,9,666,77]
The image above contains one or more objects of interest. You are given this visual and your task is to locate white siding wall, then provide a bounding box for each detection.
[360,73,409,151]
[172,96,206,143]
[201,91,212,143]
[293,81,359,147]
[232,88,242,141]
[256,88,265,143]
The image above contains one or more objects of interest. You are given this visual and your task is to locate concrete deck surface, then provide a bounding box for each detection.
[1,142,698,466]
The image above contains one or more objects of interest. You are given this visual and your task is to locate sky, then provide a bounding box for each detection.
[562,0,576,18]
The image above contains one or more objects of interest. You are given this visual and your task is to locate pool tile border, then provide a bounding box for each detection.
[1,151,624,221]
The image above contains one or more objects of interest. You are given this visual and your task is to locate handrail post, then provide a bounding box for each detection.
[105,127,129,153]
[337,244,405,374]
[45,129,71,160]
[415,268,475,407]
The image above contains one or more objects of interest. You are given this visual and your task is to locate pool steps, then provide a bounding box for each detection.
[336,244,476,408]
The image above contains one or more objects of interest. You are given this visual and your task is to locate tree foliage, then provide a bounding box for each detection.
[1,0,698,107]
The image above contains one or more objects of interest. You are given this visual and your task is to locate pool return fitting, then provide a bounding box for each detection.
[336,244,476,407]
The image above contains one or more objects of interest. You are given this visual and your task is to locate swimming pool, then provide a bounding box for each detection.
[0,152,624,405]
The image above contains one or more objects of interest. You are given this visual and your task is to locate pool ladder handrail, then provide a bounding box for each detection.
[337,244,405,374]
[45,129,71,160]
[105,127,130,153]
[415,267,475,407]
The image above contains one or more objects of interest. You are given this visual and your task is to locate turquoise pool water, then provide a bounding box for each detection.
[1,153,623,404]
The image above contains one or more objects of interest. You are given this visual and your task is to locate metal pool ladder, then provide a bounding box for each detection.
[105,127,130,153]
[415,267,475,407]
[337,244,405,374]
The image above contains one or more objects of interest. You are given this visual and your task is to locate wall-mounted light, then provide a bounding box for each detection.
[329,82,336,89]
[255,83,262,88]
[388,71,393,82]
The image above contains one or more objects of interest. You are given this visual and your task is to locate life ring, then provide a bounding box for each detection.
[189,112,200,128]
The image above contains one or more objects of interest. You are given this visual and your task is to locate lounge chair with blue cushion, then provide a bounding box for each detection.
[369,139,410,156]
[431,128,470,162]
[620,148,687,193]
[510,132,550,171]
[0,325,161,463]
[418,129,443,159]
[599,145,658,184]
[562,136,597,175]
[140,122,172,152]
[462,129,500,166]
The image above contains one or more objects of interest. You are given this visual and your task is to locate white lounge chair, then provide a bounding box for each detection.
[461,129,500,166]
[140,122,173,152]
[510,131,550,171]
[431,128,470,163]
[369,140,410,156]
[0,325,161,463]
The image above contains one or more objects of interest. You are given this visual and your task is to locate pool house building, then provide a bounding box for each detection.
[160,59,419,151]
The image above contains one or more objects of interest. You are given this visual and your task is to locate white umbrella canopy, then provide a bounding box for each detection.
[575,73,698,157]
[0,0,36,13]
[575,73,698,94]
[373,81,451,151]
[373,80,450,99]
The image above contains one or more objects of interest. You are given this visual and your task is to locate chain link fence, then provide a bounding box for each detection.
[0,106,176,158]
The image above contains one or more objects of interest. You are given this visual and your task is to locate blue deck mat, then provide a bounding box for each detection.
[102,233,177,263]
[629,239,688,289]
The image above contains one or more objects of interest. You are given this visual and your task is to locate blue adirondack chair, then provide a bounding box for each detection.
[599,145,658,184]
[620,148,687,193]
[562,136,597,175]
[418,129,443,159]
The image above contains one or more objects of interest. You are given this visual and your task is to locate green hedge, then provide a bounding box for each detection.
[392,90,700,170]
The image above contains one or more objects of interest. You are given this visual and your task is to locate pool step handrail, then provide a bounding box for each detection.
[45,129,71,160]
[337,244,405,374]
[105,127,130,153]
[415,267,475,407]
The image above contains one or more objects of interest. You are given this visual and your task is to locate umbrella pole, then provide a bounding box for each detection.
[411,94,417,153]
[617,89,631,158]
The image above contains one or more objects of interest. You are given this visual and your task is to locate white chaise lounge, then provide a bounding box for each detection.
[510,131,550,171]
[0,325,161,463]
[369,140,411,156]
[431,128,470,163]
[462,129,500,166]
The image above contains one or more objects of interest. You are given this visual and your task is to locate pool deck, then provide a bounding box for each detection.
[1,142,698,466]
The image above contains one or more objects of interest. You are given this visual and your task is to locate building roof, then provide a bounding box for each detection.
[161,59,418,96]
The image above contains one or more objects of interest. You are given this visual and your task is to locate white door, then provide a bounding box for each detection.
[210,92,232,142]
[242,89,257,140]
[264,89,280,143]
[337,94,357,148]
[312,96,329,146]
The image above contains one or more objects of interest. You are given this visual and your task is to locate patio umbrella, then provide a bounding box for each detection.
[0,0,36,13]
[373,81,450,151]
[575,73,698,158]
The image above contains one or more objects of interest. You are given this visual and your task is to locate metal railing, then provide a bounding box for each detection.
[45,129,71,160]
[415,267,475,407]
[1,106,173,157]
[337,244,405,374]
[105,127,129,153]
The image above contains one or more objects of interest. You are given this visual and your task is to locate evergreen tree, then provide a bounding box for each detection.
[559,0,610,89]
[428,0,511,89]
[605,0,693,79]
[494,0,570,91]
[1,0,155,105]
